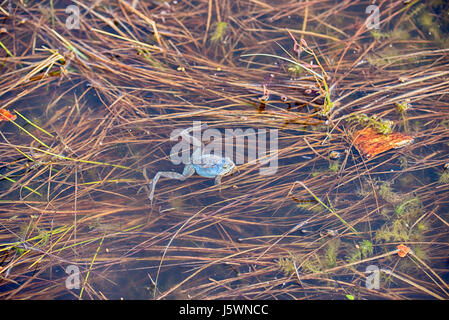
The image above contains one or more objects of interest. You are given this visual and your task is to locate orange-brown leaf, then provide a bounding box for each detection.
[353,127,413,158]
[397,244,411,258]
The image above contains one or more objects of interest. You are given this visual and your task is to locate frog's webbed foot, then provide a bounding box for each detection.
[148,171,189,204]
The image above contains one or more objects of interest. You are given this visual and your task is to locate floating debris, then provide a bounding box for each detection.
[329,150,341,160]
[320,229,339,237]
[353,127,414,158]
[395,100,411,113]
[397,244,411,258]
[0,109,16,121]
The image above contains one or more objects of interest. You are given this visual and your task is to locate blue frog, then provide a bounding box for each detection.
[147,124,236,204]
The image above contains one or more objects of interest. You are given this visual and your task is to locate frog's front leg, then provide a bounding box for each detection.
[214,175,222,185]
[215,174,227,198]
[148,166,195,204]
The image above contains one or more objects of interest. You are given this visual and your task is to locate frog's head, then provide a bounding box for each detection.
[219,157,237,177]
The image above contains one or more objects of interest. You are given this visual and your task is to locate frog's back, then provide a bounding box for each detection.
[193,154,227,178]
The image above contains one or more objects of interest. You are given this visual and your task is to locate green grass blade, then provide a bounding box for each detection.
[32,147,131,170]
[14,110,54,138]
[0,173,42,196]
[9,119,50,148]
[0,40,13,57]
[79,234,105,299]
[80,179,135,185]
[241,53,324,80]
[297,181,358,233]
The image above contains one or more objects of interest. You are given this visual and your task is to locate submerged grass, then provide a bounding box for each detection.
[0,0,448,300]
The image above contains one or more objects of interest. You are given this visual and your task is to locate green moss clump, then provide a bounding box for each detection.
[347,240,373,263]
[418,11,441,41]
[359,240,374,258]
[277,255,298,276]
[378,181,403,205]
[389,28,411,40]
[395,245,430,273]
[301,254,323,274]
[395,100,411,113]
[366,46,400,68]
[375,184,427,243]
[14,246,26,255]
[394,197,421,216]
[412,245,428,261]
[328,160,340,173]
[348,113,393,135]
[409,3,425,20]
[419,12,434,27]
[440,120,449,129]
[371,28,411,41]
[347,247,362,263]
[375,219,409,242]
[439,170,449,184]
[278,237,348,275]
[287,63,304,77]
[210,22,228,43]
[36,228,50,247]
[371,30,390,40]
[311,168,326,177]
[325,240,340,267]
[416,221,429,233]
